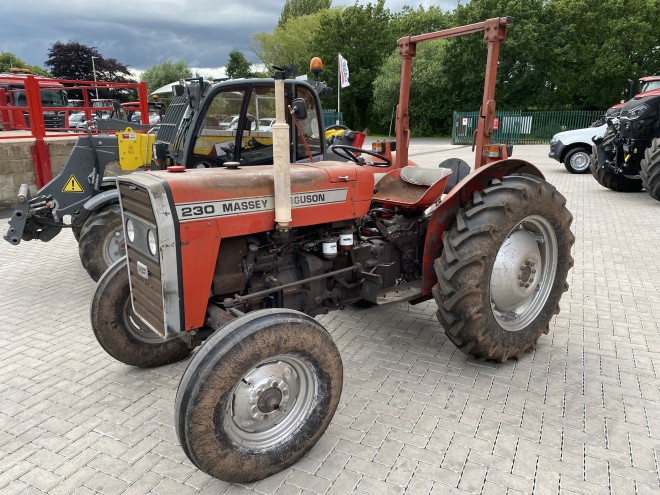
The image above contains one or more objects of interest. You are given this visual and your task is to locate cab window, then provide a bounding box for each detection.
[294,86,322,162]
[192,87,247,165]
[239,85,277,166]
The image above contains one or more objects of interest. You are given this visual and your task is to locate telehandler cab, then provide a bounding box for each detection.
[91,17,574,482]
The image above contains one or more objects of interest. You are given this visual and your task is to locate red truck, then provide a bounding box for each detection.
[0,69,68,131]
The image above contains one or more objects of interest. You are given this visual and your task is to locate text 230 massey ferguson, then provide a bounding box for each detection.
[91,18,574,482]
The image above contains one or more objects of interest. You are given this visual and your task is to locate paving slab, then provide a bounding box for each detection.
[1,142,659,494]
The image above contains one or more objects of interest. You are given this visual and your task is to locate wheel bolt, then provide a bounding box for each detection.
[257,389,263,396]
[524,283,529,288]
[519,282,524,287]
[271,381,278,388]
[532,269,536,274]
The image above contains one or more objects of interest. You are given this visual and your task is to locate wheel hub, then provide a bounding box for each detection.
[489,215,558,332]
[258,387,283,413]
[231,361,296,433]
[491,229,542,313]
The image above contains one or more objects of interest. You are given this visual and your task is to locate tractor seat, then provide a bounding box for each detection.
[400,166,452,186]
[373,166,453,209]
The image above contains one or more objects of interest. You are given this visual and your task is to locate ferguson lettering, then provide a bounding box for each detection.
[175,188,347,222]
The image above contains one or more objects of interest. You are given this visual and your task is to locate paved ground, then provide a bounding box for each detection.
[1,144,659,494]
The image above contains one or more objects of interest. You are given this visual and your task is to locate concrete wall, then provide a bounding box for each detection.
[0,137,78,207]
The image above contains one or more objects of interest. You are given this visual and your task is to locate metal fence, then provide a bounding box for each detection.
[322,110,343,127]
[452,110,605,145]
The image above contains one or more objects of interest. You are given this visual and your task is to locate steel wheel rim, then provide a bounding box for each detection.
[226,354,316,449]
[104,228,126,266]
[121,297,162,344]
[570,151,590,172]
[490,215,558,332]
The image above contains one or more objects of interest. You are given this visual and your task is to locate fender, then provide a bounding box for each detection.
[83,187,119,213]
[419,158,544,298]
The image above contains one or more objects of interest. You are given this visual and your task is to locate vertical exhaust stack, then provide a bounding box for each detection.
[273,71,292,230]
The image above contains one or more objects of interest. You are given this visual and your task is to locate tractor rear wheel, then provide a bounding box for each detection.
[175,309,343,483]
[590,129,643,192]
[78,204,125,281]
[641,137,660,201]
[91,258,192,367]
[433,174,574,362]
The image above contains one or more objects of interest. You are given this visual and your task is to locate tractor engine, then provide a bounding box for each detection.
[213,211,424,316]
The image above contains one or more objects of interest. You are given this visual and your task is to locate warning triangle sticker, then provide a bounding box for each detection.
[62,175,84,193]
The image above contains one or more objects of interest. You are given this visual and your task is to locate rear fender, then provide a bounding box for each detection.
[419,159,544,297]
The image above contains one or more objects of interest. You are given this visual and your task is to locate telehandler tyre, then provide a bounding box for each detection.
[78,204,125,281]
[175,309,343,483]
[91,258,192,368]
[640,137,660,201]
[433,174,574,362]
[590,129,643,192]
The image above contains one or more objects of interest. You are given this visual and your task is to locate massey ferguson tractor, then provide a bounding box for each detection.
[90,18,574,483]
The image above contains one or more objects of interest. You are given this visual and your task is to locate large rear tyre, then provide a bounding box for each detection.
[641,137,660,201]
[433,174,574,362]
[175,309,343,483]
[78,204,125,281]
[91,258,192,368]
[590,129,643,192]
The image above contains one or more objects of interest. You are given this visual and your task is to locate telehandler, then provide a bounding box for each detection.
[91,17,574,482]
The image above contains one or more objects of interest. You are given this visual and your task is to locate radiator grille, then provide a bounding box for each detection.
[119,183,165,337]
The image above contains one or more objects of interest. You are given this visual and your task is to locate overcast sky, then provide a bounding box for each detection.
[0,1,461,78]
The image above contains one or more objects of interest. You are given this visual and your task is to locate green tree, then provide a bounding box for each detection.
[226,49,253,79]
[253,11,326,75]
[278,0,332,27]
[310,0,396,129]
[373,42,452,136]
[0,52,51,76]
[140,60,193,95]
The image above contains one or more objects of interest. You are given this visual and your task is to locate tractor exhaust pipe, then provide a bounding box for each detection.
[273,71,292,230]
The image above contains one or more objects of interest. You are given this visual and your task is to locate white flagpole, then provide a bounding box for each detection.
[337,54,341,125]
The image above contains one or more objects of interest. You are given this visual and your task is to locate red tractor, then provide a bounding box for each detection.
[91,18,574,482]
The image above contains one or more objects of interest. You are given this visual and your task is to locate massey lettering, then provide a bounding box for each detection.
[222,199,269,213]
[175,188,348,222]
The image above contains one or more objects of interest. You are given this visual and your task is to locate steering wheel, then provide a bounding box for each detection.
[330,144,391,168]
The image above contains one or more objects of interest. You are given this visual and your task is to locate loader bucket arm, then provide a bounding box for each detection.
[395,16,513,170]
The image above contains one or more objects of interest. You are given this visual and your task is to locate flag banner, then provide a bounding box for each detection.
[339,53,350,88]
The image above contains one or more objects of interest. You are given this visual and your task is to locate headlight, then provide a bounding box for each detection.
[147,229,157,256]
[126,219,135,242]
[550,136,558,144]
[627,103,650,118]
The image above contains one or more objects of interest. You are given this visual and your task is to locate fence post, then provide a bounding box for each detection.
[25,75,52,188]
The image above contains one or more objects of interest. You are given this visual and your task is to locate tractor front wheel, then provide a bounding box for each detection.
[433,174,574,362]
[175,309,343,483]
[641,137,660,201]
[91,258,192,367]
[78,204,125,281]
[590,129,643,192]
